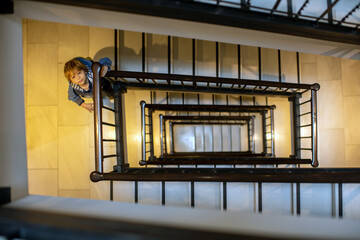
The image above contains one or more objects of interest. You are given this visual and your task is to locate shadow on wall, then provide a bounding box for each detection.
[92,47,115,66]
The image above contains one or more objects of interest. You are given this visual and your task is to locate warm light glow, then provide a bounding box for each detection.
[134,133,142,143]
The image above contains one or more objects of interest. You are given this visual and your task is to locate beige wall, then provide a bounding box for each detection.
[24,19,115,199]
[24,19,360,201]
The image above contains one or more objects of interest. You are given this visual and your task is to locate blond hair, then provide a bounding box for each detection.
[64,59,88,82]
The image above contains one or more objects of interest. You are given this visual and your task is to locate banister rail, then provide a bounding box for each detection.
[92,62,103,173]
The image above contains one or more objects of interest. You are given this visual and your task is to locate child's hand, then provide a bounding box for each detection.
[81,102,94,113]
[100,66,108,77]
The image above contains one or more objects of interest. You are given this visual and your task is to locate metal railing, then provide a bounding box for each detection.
[91,64,320,182]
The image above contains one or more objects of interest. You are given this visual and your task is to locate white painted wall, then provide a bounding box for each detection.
[0,13,28,200]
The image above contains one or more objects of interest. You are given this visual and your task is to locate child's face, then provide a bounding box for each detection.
[70,69,86,85]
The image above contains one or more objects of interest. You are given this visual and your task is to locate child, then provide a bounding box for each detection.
[64,57,112,112]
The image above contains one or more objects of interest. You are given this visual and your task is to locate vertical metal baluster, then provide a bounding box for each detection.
[160,114,164,156]
[162,181,166,206]
[339,183,343,218]
[258,47,262,81]
[110,180,113,201]
[223,182,227,211]
[191,181,195,208]
[296,182,301,215]
[270,108,275,157]
[258,182,262,213]
[278,49,282,82]
[134,181,138,203]
[170,122,174,154]
[140,101,146,162]
[92,62,103,173]
[311,89,319,167]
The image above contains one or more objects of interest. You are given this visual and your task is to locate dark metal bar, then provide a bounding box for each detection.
[315,0,339,24]
[311,89,319,167]
[295,0,309,18]
[327,0,334,24]
[110,181,113,201]
[91,168,360,183]
[114,29,118,71]
[241,0,249,10]
[270,0,282,15]
[0,187,11,206]
[162,181,166,206]
[247,117,251,152]
[192,39,196,77]
[103,139,117,142]
[92,62,104,173]
[114,81,306,97]
[170,121,174,154]
[191,181,195,207]
[171,121,247,126]
[102,106,115,112]
[114,89,127,172]
[258,182,262,213]
[300,112,311,117]
[141,158,312,166]
[238,44,241,80]
[103,154,118,159]
[262,112,267,154]
[216,42,219,78]
[278,49,282,82]
[168,35,171,76]
[142,32,145,73]
[149,109,154,160]
[102,122,116,127]
[287,0,293,17]
[300,136,312,139]
[140,101,146,161]
[296,182,300,215]
[107,71,319,92]
[160,114,164,156]
[339,183,343,218]
[162,115,255,121]
[300,148,312,151]
[299,99,311,105]
[223,182,227,210]
[290,96,301,158]
[338,3,360,26]
[258,47,262,81]
[163,151,261,157]
[134,181,138,203]
[145,103,275,112]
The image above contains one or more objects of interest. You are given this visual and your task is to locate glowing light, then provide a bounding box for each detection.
[134,133,142,143]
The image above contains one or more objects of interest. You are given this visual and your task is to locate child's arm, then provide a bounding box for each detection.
[68,86,93,113]
[99,57,112,77]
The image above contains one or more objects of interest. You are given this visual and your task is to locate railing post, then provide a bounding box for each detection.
[261,111,267,155]
[170,121,174,154]
[251,117,255,153]
[92,62,103,173]
[140,101,146,163]
[290,96,301,159]
[160,114,164,156]
[311,89,319,167]
[114,88,128,172]
[247,119,251,152]
[270,108,275,157]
